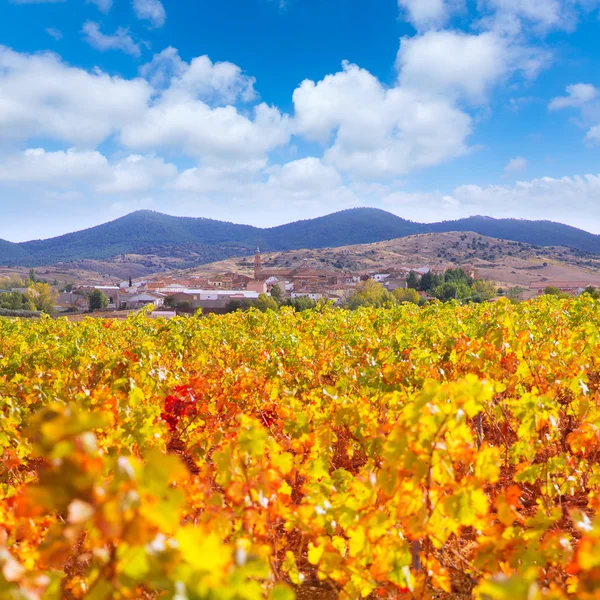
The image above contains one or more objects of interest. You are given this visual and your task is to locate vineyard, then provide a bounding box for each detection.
[2,298,600,599]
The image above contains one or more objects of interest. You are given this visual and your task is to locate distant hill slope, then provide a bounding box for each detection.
[426,217,600,255]
[2,208,600,267]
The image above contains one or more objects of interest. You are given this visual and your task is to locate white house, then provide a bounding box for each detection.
[119,292,165,310]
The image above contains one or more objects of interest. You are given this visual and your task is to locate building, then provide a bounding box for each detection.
[246,280,268,294]
[383,277,408,291]
[166,289,261,314]
[119,292,165,310]
[254,245,262,280]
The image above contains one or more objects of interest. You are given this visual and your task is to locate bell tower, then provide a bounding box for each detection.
[254,244,261,280]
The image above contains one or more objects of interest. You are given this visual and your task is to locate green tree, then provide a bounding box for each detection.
[25,282,58,314]
[471,279,497,301]
[347,280,395,309]
[392,288,420,304]
[583,286,600,299]
[444,268,473,286]
[28,268,37,284]
[284,296,317,311]
[270,284,284,305]
[419,271,443,292]
[406,271,420,289]
[544,286,562,296]
[256,293,279,312]
[433,281,471,301]
[89,289,109,311]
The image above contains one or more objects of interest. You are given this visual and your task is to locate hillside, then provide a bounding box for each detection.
[2,208,600,270]
[188,231,600,289]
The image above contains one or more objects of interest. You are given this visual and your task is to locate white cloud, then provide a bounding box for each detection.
[480,0,564,29]
[82,22,141,57]
[266,157,342,192]
[397,30,549,103]
[122,50,286,165]
[46,28,63,41]
[171,161,267,194]
[96,154,178,193]
[133,0,166,28]
[0,148,108,184]
[140,47,257,103]
[0,45,152,146]
[87,0,112,12]
[477,0,600,34]
[451,174,600,227]
[549,83,600,142]
[122,102,290,165]
[397,0,462,30]
[293,61,472,179]
[0,148,177,194]
[504,156,528,174]
[549,83,597,110]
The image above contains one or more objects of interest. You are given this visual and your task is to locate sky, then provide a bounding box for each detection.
[1,0,600,241]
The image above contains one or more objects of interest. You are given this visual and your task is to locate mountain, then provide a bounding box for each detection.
[427,217,600,255]
[2,208,599,268]
[0,238,30,263]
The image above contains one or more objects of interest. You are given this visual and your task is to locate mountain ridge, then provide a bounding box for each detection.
[2,207,600,268]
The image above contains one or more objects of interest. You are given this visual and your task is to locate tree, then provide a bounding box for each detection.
[392,288,420,304]
[129,276,133,288]
[270,284,284,305]
[28,268,37,284]
[64,283,73,293]
[433,281,471,301]
[89,289,109,311]
[406,271,420,289]
[255,293,279,312]
[583,286,600,299]
[471,279,497,301]
[347,280,394,309]
[444,268,473,286]
[419,271,443,292]
[284,296,317,312]
[25,282,58,314]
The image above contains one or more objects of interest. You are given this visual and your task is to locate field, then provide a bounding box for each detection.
[1,299,600,599]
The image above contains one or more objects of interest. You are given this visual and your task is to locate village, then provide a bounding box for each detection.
[49,247,600,317]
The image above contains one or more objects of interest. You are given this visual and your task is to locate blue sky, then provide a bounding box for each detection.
[1,0,600,241]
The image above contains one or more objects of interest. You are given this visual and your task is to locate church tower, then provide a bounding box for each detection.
[254,244,262,280]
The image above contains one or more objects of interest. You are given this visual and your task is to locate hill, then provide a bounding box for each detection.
[2,208,600,269]
[190,231,600,289]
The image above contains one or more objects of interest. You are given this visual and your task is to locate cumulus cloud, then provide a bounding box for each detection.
[140,47,257,103]
[397,0,463,30]
[122,49,285,165]
[397,30,549,103]
[293,61,472,179]
[0,46,151,146]
[0,148,177,193]
[133,0,166,28]
[82,22,141,57]
[87,0,112,12]
[266,157,342,192]
[46,28,62,40]
[549,83,597,110]
[549,83,600,143]
[95,154,178,193]
[504,156,528,174]
[0,148,108,184]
